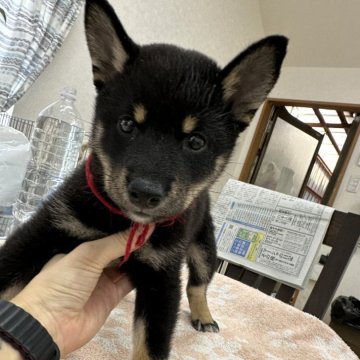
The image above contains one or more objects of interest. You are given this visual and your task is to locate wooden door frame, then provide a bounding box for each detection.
[239,98,360,206]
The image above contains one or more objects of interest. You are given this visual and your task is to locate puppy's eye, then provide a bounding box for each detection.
[186,134,206,151]
[117,118,135,133]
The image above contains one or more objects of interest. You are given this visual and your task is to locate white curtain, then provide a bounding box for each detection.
[0,0,85,112]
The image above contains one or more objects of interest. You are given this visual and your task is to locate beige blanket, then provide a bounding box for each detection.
[67,271,358,360]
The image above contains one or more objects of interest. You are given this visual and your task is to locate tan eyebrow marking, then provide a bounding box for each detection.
[182,115,198,133]
[133,104,147,124]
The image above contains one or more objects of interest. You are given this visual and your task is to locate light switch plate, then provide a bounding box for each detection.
[346,176,360,193]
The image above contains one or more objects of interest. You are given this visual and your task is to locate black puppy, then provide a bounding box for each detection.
[0,0,287,358]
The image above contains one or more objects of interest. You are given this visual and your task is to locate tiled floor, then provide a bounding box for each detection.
[295,245,360,324]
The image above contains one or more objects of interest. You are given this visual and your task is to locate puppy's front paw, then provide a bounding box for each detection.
[191,319,219,333]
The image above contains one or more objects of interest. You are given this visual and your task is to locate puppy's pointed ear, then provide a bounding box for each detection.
[85,0,139,90]
[220,36,288,127]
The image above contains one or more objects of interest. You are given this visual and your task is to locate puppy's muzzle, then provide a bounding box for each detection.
[127,178,165,209]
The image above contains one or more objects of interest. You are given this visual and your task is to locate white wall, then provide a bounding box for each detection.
[13,0,265,128]
[332,137,360,214]
[271,67,360,103]
[259,0,360,68]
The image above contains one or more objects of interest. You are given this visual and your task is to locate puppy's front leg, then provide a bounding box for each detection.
[186,213,219,333]
[131,266,181,360]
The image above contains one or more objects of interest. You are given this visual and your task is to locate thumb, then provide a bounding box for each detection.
[70,223,155,269]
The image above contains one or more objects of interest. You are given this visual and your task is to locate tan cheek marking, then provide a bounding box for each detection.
[0,284,24,301]
[132,319,151,360]
[187,285,214,324]
[90,122,114,193]
[134,104,147,124]
[171,155,227,210]
[183,179,210,209]
[215,155,227,176]
[182,115,198,133]
[113,166,128,199]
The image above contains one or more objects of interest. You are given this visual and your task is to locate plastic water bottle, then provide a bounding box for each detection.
[0,126,31,239]
[10,87,84,230]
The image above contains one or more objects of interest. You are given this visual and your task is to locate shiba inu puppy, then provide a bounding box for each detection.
[0,0,287,358]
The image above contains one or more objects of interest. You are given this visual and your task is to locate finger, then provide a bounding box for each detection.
[83,273,134,322]
[71,223,155,269]
[42,254,66,270]
[113,274,134,299]
[103,267,125,283]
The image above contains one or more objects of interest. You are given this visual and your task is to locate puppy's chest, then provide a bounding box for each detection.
[135,238,187,270]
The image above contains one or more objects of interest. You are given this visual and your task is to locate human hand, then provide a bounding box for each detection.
[10,224,154,358]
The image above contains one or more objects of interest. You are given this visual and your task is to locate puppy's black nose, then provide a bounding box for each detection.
[127,178,165,209]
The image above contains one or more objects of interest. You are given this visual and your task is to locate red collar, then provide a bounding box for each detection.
[85,154,182,267]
